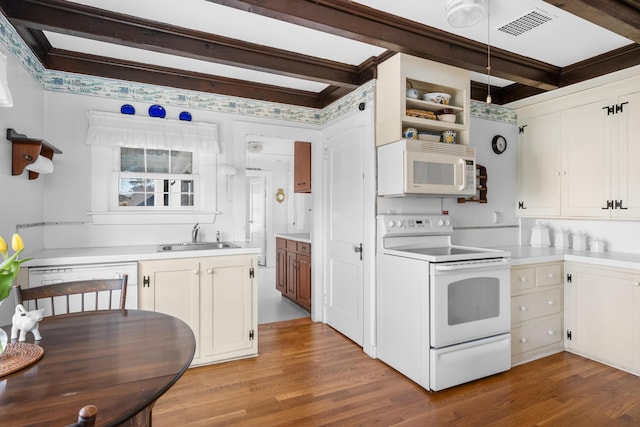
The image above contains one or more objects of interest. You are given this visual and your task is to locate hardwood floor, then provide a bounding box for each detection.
[153,318,640,426]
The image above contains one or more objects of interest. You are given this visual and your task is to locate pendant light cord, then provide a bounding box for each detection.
[486,0,492,104]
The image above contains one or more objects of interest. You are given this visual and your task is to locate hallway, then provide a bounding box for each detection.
[257,266,310,324]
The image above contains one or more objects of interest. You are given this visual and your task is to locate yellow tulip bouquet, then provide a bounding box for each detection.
[0,234,31,303]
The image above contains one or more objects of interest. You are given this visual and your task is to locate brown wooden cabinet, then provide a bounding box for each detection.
[276,237,311,311]
[294,141,311,193]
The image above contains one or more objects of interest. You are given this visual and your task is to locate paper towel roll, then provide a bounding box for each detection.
[25,155,54,174]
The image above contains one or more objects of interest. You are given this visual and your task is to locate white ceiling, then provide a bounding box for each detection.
[32,0,638,92]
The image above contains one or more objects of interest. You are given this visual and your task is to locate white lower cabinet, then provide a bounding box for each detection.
[510,262,564,365]
[565,262,640,375]
[138,254,258,366]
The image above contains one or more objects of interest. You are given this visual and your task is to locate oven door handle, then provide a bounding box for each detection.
[433,259,511,271]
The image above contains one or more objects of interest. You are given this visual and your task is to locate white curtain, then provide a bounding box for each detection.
[0,51,13,108]
[86,110,220,153]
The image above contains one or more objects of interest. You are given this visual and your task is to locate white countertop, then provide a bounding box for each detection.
[493,245,640,270]
[23,241,261,268]
[274,233,311,244]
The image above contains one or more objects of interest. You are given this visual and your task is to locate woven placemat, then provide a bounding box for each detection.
[0,342,45,377]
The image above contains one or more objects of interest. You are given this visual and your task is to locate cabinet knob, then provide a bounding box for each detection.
[193,269,199,275]
[519,277,527,283]
[547,300,554,305]
[547,330,555,336]
[206,268,213,274]
[520,337,527,343]
[520,306,527,312]
[634,281,640,287]
[547,273,554,279]
[556,171,561,176]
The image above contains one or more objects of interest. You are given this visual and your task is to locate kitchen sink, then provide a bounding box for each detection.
[157,242,240,252]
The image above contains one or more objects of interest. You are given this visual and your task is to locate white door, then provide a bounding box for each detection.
[247,174,266,266]
[324,126,364,345]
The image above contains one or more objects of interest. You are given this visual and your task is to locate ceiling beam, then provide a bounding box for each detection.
[45,48,329,108]
[0,0,365,88]
[209,0,562,90]
[545,0,640,43]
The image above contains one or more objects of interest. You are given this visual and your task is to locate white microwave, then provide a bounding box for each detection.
[377,139,476,197]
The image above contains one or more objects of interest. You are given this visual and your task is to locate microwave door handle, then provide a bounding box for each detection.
[455,159,465,190]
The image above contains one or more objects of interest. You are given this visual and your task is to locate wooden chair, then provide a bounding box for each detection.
[14,275,128,316]
[65,405,97,427]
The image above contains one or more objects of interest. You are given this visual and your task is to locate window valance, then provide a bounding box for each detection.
[86,110,220,153]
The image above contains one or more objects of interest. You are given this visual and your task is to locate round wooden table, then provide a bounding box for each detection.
[0,309,196,426]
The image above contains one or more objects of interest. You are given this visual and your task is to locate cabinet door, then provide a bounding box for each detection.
[294,141,311,193]
[566,263,640,371]
[561,98,612,217]
[276,246,287,294]
[296,253,311,311]
[516,113,561,217]
[138,259,201,359]
[285,251,298,300]
[615,90,640,218]
[200,255,256,363]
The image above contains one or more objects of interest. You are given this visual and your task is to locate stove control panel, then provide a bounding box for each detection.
[378,214,453,236]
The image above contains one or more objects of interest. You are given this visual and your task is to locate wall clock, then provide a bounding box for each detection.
[492,135,507,154]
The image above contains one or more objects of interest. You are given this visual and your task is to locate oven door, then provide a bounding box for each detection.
[430,258,510,348]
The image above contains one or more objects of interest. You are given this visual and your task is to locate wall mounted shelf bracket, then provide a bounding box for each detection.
[7,128,62,180]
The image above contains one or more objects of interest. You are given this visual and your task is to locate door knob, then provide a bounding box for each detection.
[353,243,363,261]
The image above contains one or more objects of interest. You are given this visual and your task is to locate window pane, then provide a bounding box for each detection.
[171,151,193,174]
[147,149,169,173]
[119,178,156,207]
[121,148,145,172]
[181,180,194,206]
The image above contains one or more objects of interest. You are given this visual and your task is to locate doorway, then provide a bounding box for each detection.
[246,171,268,266]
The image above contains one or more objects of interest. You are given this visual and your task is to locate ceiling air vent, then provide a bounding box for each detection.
[497,8,555,36]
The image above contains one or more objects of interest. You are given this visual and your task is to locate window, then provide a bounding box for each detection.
[86,111,220,224]
[118,148,196,208]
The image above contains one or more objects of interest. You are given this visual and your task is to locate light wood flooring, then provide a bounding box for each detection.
[153,318,640,426]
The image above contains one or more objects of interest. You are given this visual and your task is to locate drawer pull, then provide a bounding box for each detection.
[547,300,554,305]
[519,306,527,312]
[520,337,527,344]
[547,330,555,336]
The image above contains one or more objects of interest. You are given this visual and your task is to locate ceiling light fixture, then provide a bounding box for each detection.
[446,0,487,28]
[486,0,492,104]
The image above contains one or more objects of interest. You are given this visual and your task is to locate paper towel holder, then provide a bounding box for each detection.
[7,128,62,180]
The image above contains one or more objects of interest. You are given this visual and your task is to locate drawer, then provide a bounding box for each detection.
[511,288,562,323]
[512,315,562,356]
[286,239,298,251]
[511,267,535,292]
[298,242,311,255]
[536,263,562,287]
[276,238,287,249]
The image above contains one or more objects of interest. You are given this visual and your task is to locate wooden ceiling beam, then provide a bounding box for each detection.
[0,0,363,88]
[545,0,640,43]
[45,49,328,108]
[209,0,562,90]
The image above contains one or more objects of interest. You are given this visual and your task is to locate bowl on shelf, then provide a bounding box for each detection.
[423,92,451,105]
[418,132,441,142]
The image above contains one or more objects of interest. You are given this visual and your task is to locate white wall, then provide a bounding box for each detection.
[35,91,320,249]
[377,116,520,247]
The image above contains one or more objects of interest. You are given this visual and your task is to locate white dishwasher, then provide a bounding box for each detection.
[27,262,138,311]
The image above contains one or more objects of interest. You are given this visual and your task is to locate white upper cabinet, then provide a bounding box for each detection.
[516,78,640,218]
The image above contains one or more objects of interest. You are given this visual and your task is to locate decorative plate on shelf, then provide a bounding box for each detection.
[148,104,166,118]
[179,111,192,121]
[120,104,135,115]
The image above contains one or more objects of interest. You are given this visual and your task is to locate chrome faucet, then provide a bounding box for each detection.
[216,230,221,243]
[192,223,200,243]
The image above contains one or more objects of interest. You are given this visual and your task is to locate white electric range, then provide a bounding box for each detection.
[376,214,511,391]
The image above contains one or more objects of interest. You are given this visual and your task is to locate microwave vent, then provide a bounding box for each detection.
[405,140,475,157]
